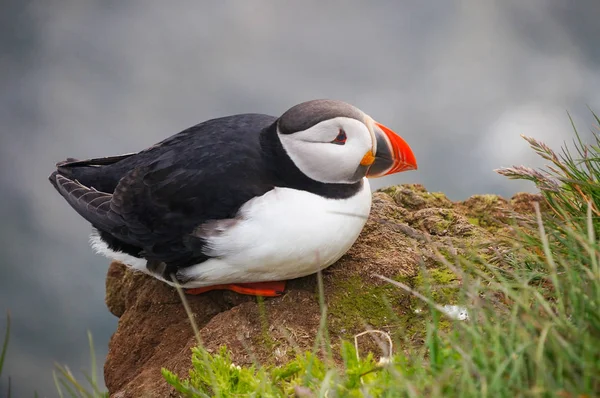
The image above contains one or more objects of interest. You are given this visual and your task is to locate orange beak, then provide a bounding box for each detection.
[366,122,417,177]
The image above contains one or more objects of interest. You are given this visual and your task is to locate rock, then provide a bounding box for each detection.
[103,185,542,397]
[384,184,454,210]
[459,194,510,228]
[510,192,546,214]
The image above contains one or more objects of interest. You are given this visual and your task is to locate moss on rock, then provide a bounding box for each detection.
[384,184,454,211]
[327,275,408,334]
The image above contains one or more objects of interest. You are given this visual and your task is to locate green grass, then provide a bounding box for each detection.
[53,331,108,398]
[1,312,11,397]
[1,310,107,397]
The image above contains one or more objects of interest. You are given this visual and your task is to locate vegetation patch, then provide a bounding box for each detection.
[326,275,411,338]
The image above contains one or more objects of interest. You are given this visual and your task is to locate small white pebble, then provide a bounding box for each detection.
[377,357,391,366]
[274,347,285,359]
[442,305,469,321]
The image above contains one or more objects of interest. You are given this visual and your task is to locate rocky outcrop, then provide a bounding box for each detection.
[103,184,543,397]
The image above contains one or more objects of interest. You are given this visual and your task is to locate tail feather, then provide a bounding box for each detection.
[49,153,148,259]
[48,152,137,228]
[49,153,136,194]
[53,174,118,231]
[48,170,60,191]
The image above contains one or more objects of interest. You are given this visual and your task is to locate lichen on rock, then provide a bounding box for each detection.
[102,184,544,397]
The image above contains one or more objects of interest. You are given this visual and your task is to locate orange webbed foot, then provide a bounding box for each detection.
[185,280,286,297]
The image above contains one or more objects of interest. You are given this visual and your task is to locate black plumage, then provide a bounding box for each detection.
[49,112,363,279]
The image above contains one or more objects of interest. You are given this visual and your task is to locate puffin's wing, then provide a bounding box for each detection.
[106,156,271,246]
[51,113,278,263]
[52,164,199,245]
[53,150,272,263]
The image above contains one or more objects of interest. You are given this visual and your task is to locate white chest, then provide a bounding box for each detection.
[180,179,372,286]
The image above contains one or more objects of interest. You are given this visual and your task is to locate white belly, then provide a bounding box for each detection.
[89,179,372,287]
[179,179,372,287]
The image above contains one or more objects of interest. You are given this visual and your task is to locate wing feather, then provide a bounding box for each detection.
[51,113,278,267]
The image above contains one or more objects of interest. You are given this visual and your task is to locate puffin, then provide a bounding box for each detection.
[49,99,417,297]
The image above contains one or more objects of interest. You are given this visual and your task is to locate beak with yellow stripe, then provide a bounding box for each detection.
[364,119,417,177]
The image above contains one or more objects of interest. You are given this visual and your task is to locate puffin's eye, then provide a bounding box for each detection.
[331,129,347,145]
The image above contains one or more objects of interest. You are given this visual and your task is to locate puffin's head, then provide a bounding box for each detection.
[276,99,417,184]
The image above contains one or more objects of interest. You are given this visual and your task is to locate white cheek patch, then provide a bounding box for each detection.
[278,117,372,184]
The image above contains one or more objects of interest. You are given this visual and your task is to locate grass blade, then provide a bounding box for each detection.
[0,311,10,379]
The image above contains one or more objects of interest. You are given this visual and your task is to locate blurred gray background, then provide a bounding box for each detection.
[1,0,599,396]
